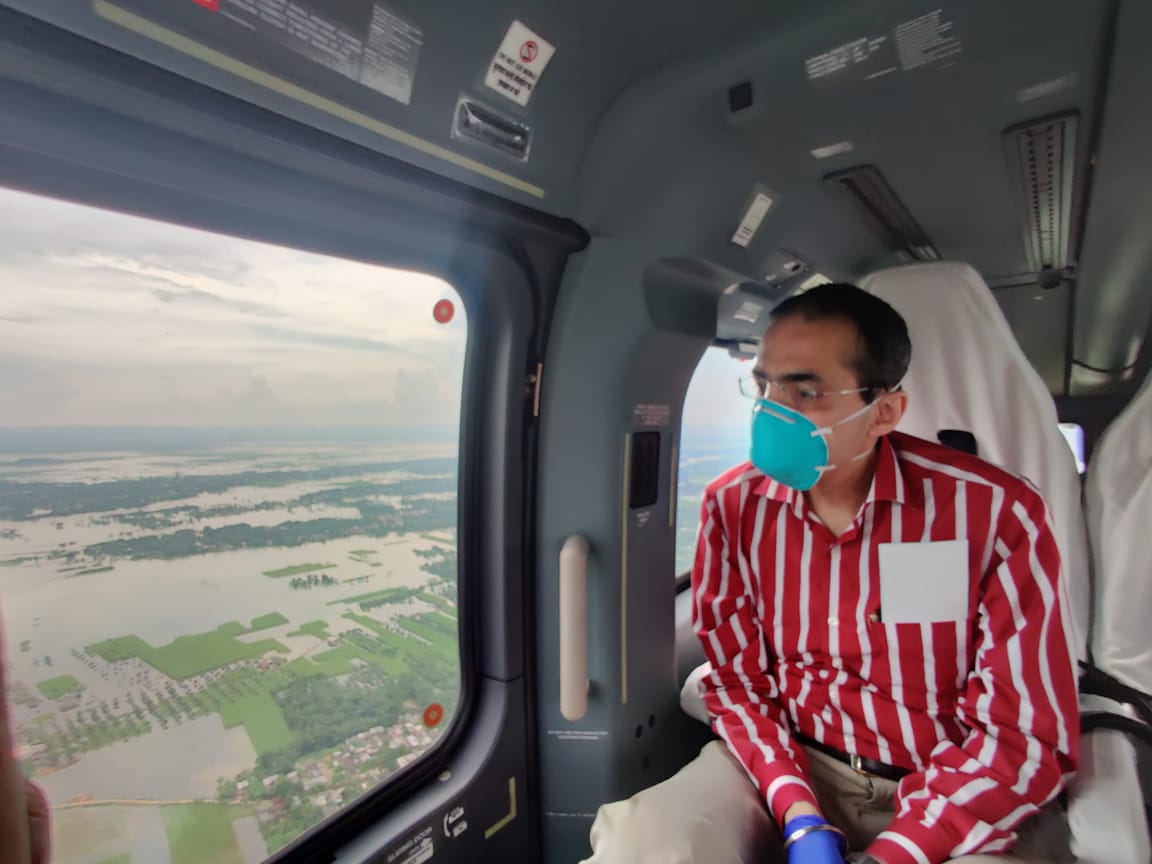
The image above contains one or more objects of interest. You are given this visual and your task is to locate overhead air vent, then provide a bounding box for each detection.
[823,165,939,262]
[1002,111,1080,279]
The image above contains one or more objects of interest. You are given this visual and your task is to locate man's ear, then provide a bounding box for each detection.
[869,390,908,437]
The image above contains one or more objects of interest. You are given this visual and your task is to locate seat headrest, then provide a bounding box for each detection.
[1086,374,1152,691]
[859,262,1089,660]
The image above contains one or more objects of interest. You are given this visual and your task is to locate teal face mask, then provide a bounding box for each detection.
[749,398,876,491]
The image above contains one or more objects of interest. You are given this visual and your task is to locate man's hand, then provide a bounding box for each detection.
[784,814,845,864]
[0,605,52,864]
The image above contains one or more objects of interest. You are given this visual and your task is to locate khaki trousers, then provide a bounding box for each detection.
[581,741,1073,864]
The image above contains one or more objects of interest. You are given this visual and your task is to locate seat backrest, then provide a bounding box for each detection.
[858,262,1090,661]
[1085,373,1152,691]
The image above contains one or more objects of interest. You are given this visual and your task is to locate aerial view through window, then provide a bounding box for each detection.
[0,188,465,863]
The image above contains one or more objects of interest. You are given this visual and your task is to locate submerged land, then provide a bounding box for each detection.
[2,429,461,864]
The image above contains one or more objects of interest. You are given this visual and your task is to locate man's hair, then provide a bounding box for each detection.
[769,283,911,398]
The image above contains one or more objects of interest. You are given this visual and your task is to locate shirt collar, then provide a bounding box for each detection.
[752,434,910,507]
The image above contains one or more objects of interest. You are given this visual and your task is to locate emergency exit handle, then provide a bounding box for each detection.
[559,534,590,721]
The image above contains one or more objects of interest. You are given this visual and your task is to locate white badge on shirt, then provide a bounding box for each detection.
[878,539,970,624]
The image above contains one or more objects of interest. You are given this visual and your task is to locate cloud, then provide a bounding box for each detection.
[0,187,466,428]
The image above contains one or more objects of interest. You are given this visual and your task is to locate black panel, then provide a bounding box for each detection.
[629,431,661,509]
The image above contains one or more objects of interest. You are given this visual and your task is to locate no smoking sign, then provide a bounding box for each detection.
[484,20,556,107]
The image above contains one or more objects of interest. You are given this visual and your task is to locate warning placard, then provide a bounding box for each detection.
[211,0,423,105]
[484,20,556,107]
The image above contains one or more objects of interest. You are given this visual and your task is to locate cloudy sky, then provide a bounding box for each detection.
[0,187,467,428]
[0,185,753,436]
[683,347,754,436]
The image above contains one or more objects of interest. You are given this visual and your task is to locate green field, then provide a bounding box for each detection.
[328,586,418,607]
[262,563,337,579]
[89,624,289,679]
[219,692,293,755]
[248,612,289,631]
[36,674,84,699]
[287,620,330,639]
[340,608,440,668]
[96,856,130,864]
[397,612,458,664]
[163,803,248,864]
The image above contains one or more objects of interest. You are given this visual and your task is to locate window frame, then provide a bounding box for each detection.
[0,9,588,861]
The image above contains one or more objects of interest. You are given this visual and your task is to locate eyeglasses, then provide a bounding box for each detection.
[738,374,870,408]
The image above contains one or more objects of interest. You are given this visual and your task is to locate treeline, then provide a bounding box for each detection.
[109,476,457,531]
[256,663,458,778]
[83,499,456,561]
[256,626,460,778]
[0,457,457,520]
[289,574,337,590]
[416,546,456,584]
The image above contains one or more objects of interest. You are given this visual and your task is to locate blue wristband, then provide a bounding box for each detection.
[784,815,829,835]
[783,814,847,857]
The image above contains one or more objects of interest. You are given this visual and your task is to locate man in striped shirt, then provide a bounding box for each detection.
[583,284,1078,864]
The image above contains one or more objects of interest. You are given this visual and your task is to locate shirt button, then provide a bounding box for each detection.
[819,669,830,680]
[828,617,839,626]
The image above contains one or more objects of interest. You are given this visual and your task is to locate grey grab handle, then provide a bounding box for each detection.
[559,534,589,721]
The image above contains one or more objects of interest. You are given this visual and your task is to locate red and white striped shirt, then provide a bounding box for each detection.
[691,431,1079,864]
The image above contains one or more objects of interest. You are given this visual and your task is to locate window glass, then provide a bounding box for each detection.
[676,348,754,574]
[1,187,465,862]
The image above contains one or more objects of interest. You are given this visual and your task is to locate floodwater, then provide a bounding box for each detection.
[51,805,171,864]
[2,443,459,863]
[3,532,448,691]
[235,815,271,864]
[38,714,256,802]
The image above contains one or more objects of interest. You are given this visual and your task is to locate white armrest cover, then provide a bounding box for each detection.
[1067,695,1150,864]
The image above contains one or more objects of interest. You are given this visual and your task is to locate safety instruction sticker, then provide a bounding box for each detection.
[805,8,961,84]
[208,0,423,105]
[484,20,556,106]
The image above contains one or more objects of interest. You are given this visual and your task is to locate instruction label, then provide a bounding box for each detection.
[387,825,435,864]
[214,0,422,104]
[805,8,960,84]
[484,20,556,106]
[894,10,961,71]
[633,403,671,428]
[732,192,774,248]
[806,36,891,82]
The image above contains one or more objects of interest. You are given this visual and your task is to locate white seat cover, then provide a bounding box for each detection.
[1086,372,1152,691]
[859,262,1090,661]
[1070,368,1152,864]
